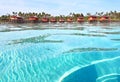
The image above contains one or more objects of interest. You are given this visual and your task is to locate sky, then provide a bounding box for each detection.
[0,0,120,16]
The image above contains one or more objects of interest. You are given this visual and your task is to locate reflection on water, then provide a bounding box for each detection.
[0,22,120,82]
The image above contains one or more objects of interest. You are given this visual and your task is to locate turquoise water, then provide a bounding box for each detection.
[0,22,120,82]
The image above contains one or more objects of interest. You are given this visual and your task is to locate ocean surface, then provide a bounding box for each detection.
[0,22,120,82]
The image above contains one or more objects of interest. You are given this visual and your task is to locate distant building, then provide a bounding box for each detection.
[28,16,39,23]
[10,16,24,23]
[41,17,49,23]
[50,17,57,23]
[58,18,65,23]
[1,18,9,22]
[88,16,97,23]
[77,17,84,23]
[99,16,110,22]
[67,17,73,23]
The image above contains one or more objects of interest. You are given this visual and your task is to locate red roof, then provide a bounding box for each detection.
[41,18,49,22]
[50,17,57,22]
[78,17,84,19]
[77,17,84,22]
[99,16,110,22]
[28,16,38,21]
[10,16,23,20]
[67,18,73,22]
[58,18,65,23]
[89,16,97,18]
[59,18,65,21]
[88,16,97,22]
[100,16,109,19]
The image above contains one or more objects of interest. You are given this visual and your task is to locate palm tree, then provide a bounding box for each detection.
[87,13,91,16]
[12,12,17,16]
[18,12,22,16]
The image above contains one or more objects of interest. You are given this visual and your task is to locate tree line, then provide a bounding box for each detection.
[0,11,120,22]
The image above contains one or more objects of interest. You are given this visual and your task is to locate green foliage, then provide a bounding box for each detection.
[0,11,120,22]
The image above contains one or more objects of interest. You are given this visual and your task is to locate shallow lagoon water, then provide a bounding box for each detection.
[0,22,120,82]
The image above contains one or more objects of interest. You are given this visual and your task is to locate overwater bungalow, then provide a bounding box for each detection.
[1,18,9,23]
[77,17,84,23]
[10,16,24,23]
[99,16,110,23]
[28,16,39,23]
[41,17,49,23]
[88,16,97,23]
[58,18,65,23]
[50,17,57,23]
[67,17,73,23]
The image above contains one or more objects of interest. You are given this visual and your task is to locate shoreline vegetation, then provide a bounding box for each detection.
[0,11,120,24]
